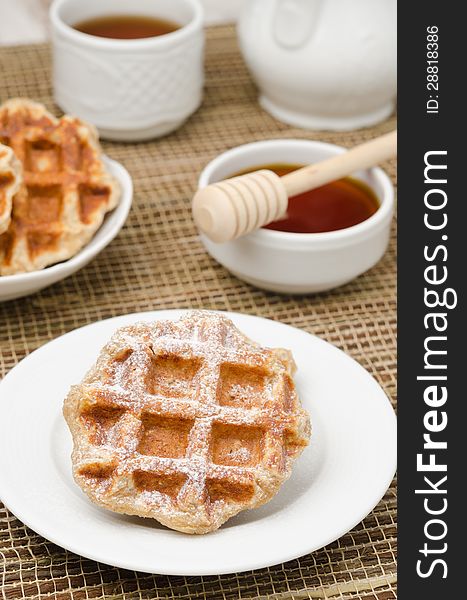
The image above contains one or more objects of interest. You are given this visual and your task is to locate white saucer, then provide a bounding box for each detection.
[0,156,132,302]
[0,310,396,575]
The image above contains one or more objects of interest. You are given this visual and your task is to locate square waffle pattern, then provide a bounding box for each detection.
[0,99,120,275]
[64,312,311,534]
[0,143,22,236]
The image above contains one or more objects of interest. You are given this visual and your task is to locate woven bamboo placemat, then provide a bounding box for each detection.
[0,26,397,600]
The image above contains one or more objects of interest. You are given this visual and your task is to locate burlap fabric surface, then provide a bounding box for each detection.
[0,26,397,600]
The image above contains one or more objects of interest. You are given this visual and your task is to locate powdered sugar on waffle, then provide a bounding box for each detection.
[63,311,311,533]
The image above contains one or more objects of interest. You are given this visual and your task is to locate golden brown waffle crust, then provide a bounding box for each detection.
[0,143,22,235]
[63,311,311,534]
[0,98,120,275]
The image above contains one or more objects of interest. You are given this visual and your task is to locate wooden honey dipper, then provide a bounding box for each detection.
[192,130,397,243]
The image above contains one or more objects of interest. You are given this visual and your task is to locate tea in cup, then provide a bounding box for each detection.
[50,0,204,141]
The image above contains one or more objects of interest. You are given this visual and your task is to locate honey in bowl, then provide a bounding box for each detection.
[233,164,379,234]
[73,15,180,39]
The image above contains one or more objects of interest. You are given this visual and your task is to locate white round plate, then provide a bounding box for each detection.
[0,310,396,575]
[0,156,132,302]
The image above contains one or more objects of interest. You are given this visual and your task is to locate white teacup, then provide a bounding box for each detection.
[50,0,204,141]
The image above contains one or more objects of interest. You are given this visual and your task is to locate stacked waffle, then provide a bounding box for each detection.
[0,99,120,275]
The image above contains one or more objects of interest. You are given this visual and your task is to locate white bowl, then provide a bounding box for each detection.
[198,140,394,294]
[0,157,132,302]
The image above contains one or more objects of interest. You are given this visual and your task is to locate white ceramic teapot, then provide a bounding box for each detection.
[238,0,396,131]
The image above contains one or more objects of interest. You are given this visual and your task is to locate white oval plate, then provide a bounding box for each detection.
[0,156,132,302]
[0,310,396,575]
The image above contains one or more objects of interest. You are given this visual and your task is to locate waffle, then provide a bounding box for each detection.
[64,311,311,534]
[0,99,120,275]
[0,143,22,235]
